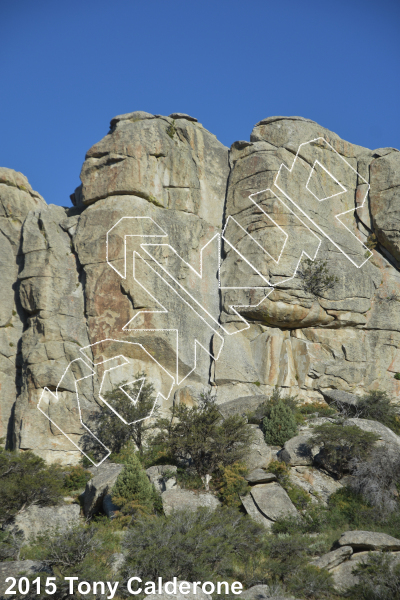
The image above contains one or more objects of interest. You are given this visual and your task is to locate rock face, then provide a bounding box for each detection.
[310,545,353,570]
[241,480,298,528]
[244,425,273,471]
[0,561,53,597]
[82,462,123,517]
[161,488,220,515]
[245,468,277,484]
[288,465,342,503]
[10,504,81,541]
[0,168,46,444]
[146,464,178,493]
[309,531,400,594]
[338,530,400,551]
[1,113,400,463]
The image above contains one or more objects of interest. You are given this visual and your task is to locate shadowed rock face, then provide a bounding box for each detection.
[1,113,400,463]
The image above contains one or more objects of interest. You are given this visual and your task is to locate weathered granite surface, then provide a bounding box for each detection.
[1,113,400,462]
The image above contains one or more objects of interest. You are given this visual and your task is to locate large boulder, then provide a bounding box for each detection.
[278,433,314,466]
[320,389,360,409]
[161,489,220,516]
[82,462,123,517]
[244,425,272,471]
[241,493,274,529]
[338,530,400,551]
[310,546,353,570]
[245,468,276,484]
[0,561,53,597]
[146,464,178,493]
[288,466,342,504]
[250,482,298,521]
[240,585,271,600]
[10,504,81,541]
[331,550,400,593]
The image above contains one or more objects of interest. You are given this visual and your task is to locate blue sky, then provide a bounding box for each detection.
[1,0,399,207]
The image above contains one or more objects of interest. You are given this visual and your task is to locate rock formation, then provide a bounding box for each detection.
[1,112,399,464]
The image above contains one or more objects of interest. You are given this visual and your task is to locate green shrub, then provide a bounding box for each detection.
[247,387,302,426]
[112,451,160,518]
[21,525,118,599]
[175,466,204,491]
[307,423,379,479]
[62,465,92,492]
[287,564,334,599]
[0,448,63,525]
[348,551,400,599]
[394,373,400,381]
[357,390,400,434]
[156,393,254,489]
[265,535,307,582]
[166,120,176,138]
[214,462,249,507]
[299,401,337,418]
[264,400,298,446]
[0,529,23,561]
[298,257,339,297]
[122,506,265,582]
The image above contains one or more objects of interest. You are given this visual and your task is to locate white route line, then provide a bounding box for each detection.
[124,252,225,385]
[40,135,372,466]
[37,343,174,467]
[119,377,145,407]
[107,216,168,279]
[306,160,347,201]
[274,136,372,268]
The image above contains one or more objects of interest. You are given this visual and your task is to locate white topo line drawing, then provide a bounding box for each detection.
[39,136,372,465]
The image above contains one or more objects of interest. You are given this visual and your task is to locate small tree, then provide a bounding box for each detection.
[0,447,63,525]
[112,451,158,517]
[264,400,298,446]
[93,372,160,455]
[298,258,339,297]
[307,423,379,479]
[156,393,254,490]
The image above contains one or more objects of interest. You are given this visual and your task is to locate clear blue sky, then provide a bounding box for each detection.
[1,0,399,207]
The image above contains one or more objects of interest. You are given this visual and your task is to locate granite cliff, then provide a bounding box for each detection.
[1,112,399,464]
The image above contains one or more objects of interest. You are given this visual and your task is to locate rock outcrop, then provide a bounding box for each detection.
[241,480,298,528]
[146,464,178,493]
[309,530,400,593]
[82,462,123,517]
[161,489,220,515]
[9,504,81,541]
[1,112,400,463]
[0,561,53,597]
